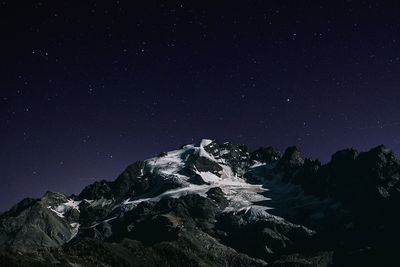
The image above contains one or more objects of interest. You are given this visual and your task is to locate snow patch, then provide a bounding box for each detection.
[69,223,80,241]
[200,139,213,147]
[48,199,81,218]
[146,145,195,176]
[123,184,210,206]
[87,198,113,208]
[250,161,266,168]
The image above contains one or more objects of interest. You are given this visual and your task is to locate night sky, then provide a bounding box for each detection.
[1,1,400,211]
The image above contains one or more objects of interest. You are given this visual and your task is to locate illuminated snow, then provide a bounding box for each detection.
[122,139,271,212]
[48,199,81,218]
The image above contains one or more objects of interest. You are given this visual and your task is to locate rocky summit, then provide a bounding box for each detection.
[1,139,400,266]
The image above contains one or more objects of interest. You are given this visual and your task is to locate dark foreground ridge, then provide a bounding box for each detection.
[1,140,399,266]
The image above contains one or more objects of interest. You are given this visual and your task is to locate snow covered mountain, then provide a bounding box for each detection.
[1,139,400,266]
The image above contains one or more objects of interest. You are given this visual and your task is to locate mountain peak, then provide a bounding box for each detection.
[199,138,215,147]
[275,146,304,171]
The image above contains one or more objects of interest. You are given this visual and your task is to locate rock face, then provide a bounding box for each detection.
[1,139,400,266]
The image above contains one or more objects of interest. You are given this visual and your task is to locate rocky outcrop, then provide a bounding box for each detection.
[250,146,281,164]
[0,192,76,252]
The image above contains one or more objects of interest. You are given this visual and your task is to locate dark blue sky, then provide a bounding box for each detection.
[1,1,400,211]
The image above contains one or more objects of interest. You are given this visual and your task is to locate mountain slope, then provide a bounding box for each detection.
[1,139,399,266]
